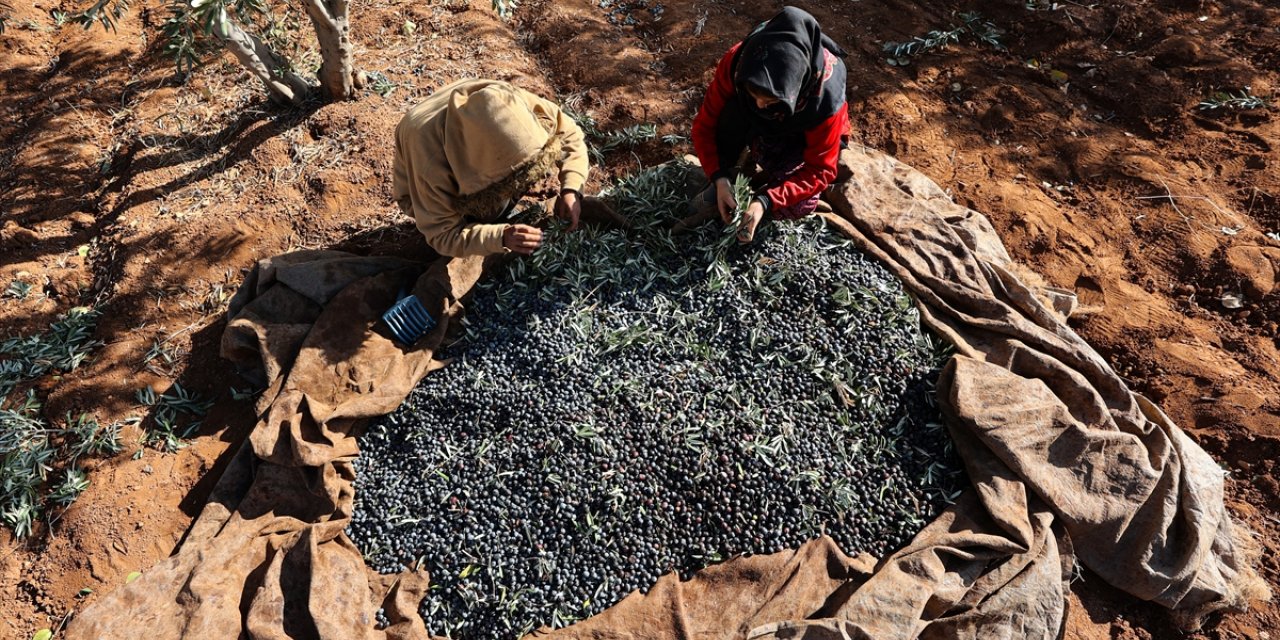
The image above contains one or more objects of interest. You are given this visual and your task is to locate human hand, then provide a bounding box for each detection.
[503,224,543,254]
[715,177,737,223]
[737,200,765,243]
[555,189,581,232]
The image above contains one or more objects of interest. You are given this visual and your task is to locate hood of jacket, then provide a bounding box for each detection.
[441,80,564,218]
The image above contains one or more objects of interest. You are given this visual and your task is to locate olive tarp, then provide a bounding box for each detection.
[66,147,1268,640]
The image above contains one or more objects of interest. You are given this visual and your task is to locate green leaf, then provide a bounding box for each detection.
[125,571,141,583]
[78,587,93,596]
[32,630,53,640]
[77,244,90,257]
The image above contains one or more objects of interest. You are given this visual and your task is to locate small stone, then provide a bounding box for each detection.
[1,220,40,245]
[981,104,1015,131]
[69,212,97,230]
[1223,245,1278,299]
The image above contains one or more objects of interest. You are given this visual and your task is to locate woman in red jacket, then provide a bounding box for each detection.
[691,6,849,242]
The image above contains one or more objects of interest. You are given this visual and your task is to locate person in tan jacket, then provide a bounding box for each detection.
[393,78,592,257]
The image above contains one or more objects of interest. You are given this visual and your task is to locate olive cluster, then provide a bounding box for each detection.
[349,164,963,638]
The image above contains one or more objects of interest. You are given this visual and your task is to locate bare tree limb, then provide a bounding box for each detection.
[300,0,330,20]
[211,7,312,106]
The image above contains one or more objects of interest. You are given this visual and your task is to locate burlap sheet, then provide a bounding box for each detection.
[65,148,1266,640]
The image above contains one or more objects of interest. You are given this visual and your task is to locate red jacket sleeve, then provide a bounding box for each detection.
[692,44,741,180]
[763,106,848,212]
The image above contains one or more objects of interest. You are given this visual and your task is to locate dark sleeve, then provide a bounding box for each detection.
[692,44,741,181]
[761,107,848,211]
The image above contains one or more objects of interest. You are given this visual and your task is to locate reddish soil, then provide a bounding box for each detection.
[1,0,1277,638]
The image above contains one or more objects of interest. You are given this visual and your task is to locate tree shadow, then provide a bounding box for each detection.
[101,101,323,222]
[1,38,151,257]
[1,19,324,270]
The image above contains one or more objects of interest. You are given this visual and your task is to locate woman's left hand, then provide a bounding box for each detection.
[555,189,582,232]
[737,200,765,243]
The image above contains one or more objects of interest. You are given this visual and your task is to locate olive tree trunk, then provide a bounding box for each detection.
[212,7,312,106]
[301,0,357,100]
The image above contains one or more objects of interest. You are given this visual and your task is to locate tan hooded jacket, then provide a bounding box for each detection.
[392,79,590,257]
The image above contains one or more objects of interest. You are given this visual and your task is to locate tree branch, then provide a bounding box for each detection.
[211,7,312,106]
[301,0,331,21]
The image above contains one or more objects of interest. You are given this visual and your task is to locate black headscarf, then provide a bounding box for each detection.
[733,7,848,133]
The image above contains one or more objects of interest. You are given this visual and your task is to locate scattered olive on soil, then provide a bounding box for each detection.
[349,162,963,638]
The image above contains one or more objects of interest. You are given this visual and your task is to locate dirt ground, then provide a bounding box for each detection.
[1,0,1277,638]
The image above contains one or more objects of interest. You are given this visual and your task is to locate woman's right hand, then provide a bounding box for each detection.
[715,177,738,222]
[503,224,543,255]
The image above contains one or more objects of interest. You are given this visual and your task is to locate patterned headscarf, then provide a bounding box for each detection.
[734,7,847,132]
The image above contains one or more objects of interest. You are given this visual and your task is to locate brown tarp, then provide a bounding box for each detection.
[66,148,1267,640]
